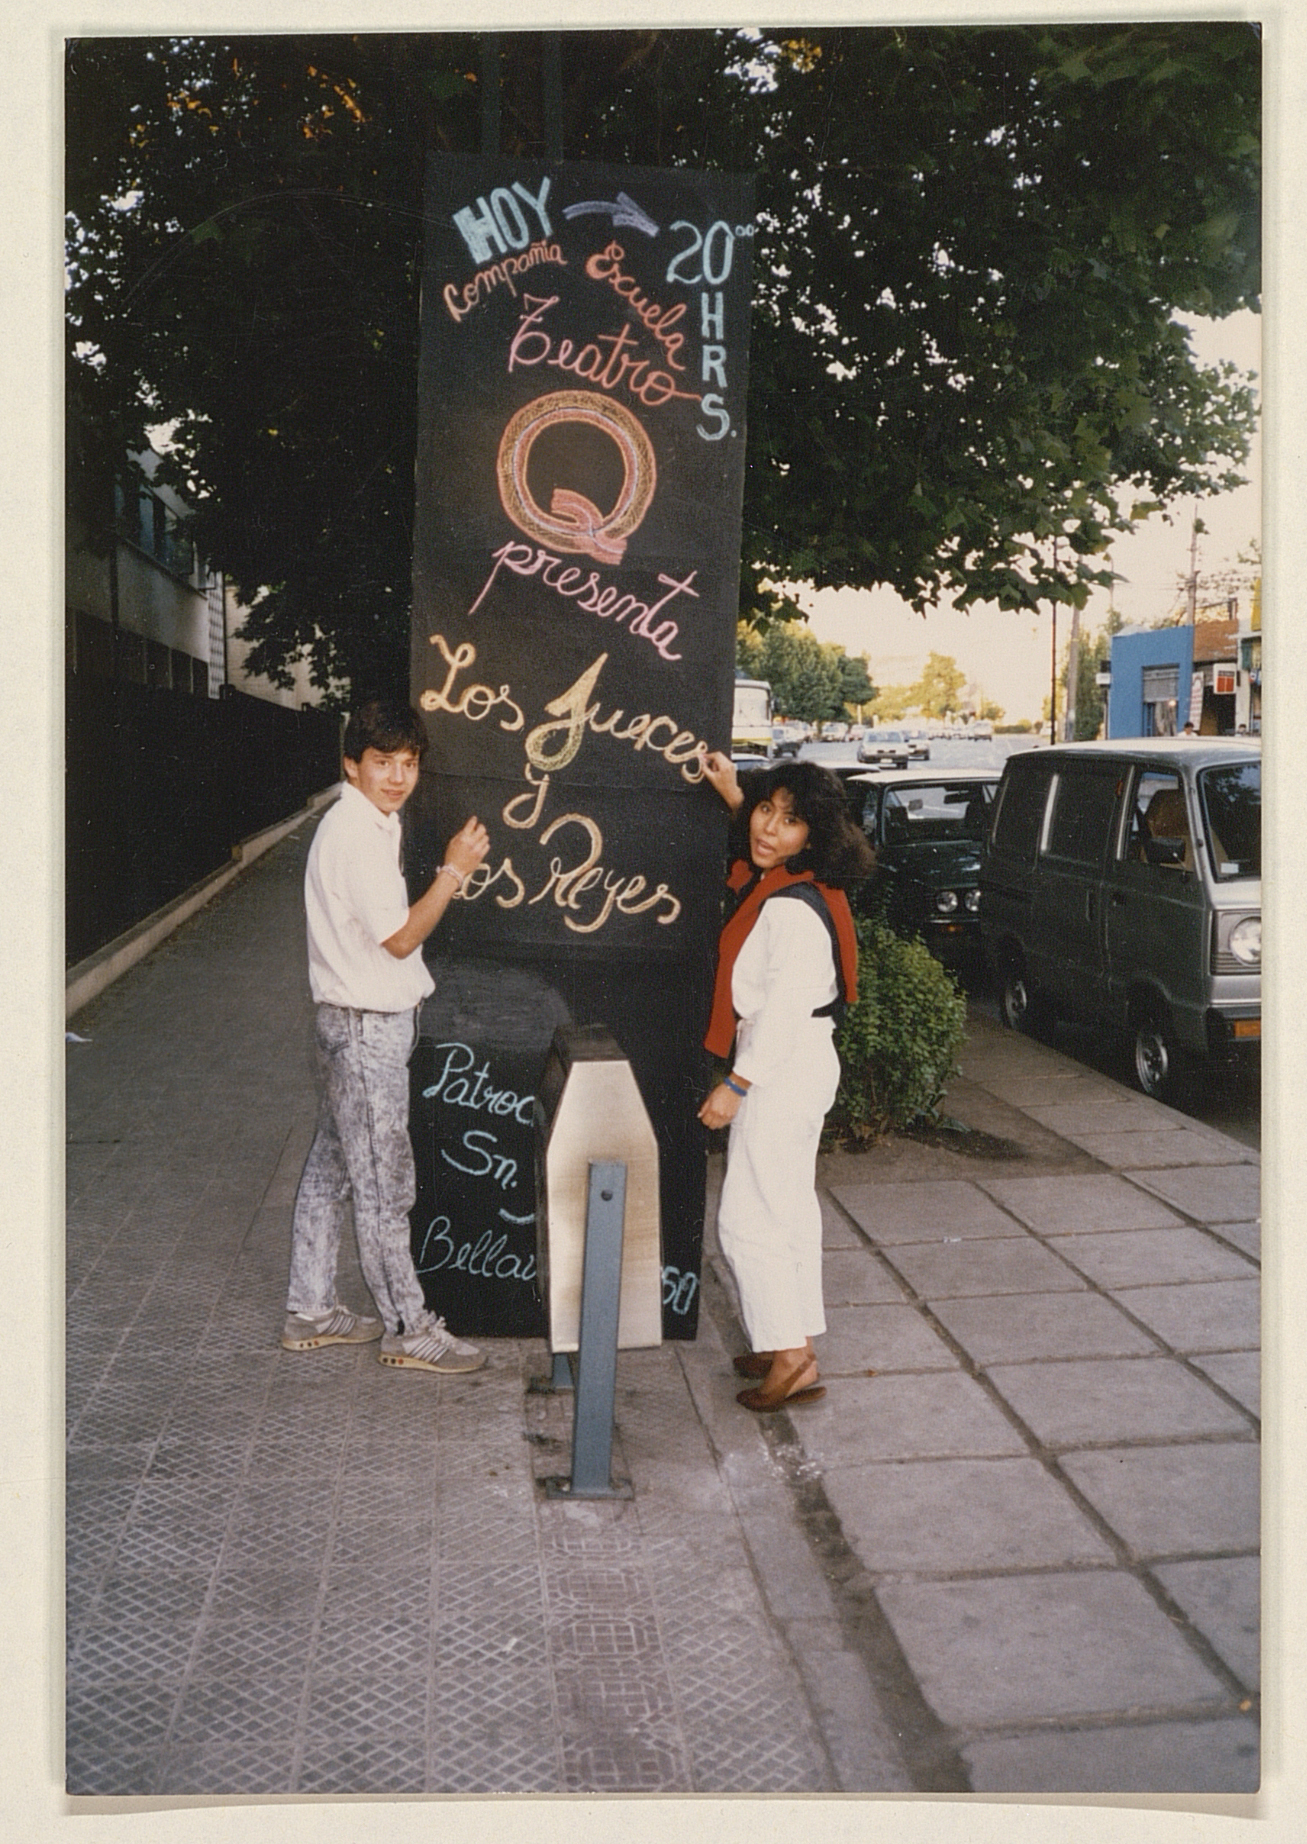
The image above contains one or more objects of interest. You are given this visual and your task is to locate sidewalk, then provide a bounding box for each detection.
[64,821,1259,1796]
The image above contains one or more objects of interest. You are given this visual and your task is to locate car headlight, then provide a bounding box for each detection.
[964,888,981,914]
[1229,917,1261,965]
[935,890,959,915]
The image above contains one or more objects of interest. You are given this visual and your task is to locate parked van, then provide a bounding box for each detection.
[979,739,1260,1097]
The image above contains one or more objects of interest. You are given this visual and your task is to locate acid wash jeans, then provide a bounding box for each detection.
[287,1004,429,1336]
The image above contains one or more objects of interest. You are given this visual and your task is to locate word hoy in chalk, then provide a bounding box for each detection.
[453,178,553,265]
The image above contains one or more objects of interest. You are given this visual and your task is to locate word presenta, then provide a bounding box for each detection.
[468,539,696,662]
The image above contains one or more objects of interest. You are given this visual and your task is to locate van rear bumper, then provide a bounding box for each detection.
[1206,1007,1261,1061]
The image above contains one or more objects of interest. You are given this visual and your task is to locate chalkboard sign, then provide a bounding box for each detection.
[409,154,754,1338]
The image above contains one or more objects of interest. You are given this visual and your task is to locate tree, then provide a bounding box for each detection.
[738,622,873,725]
[913,652,968,719]
[66,25,1260,694]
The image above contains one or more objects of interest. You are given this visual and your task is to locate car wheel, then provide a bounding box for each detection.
[1131,1003,1184,1101]
[998,953,1041,1033]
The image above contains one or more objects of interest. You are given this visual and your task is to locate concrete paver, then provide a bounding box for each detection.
[1210,1219,1261,1261]
[1059,1441,1260,1558]
[962,1717,1260,1793]
[820,1248,910,1304]
[978,1171,1185,1233]
[1067,1127,1254,1168]
[1191,1350,1261,1417]
[986,1355,1251,1447]
[875,1570,1229,1726]
[829,1178,1021,1241]
[797,1371,1033,1468]
[928,1290,1159,1364]
[1113,1277,1261,1353]
[884,1235,1085,1299]
[1050,1226,1256,1288]
[1154,1555,1261,1689]
[63,827,1260,1796]
[822,1457,1114,1573]
[819,1302,959,1374]
[1128,1163,1263,1222]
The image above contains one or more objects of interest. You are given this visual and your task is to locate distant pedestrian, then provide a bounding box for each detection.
[282,698,491,1373]
[698,755,873,1412]
[1182,722,1197,736]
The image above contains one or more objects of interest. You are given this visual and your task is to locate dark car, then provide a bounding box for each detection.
[845,766,1000,969]
[856,728,912,768]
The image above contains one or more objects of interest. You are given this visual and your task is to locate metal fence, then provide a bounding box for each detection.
[66,674,341,965]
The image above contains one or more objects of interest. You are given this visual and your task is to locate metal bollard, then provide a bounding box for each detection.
[531,1024,661,1500]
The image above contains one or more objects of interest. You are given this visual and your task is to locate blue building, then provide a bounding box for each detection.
[1106,627,1195,738]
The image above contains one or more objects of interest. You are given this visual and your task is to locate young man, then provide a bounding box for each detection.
[282,698,491,1373]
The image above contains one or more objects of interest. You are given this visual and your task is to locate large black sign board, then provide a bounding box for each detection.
[409,154,754,1338]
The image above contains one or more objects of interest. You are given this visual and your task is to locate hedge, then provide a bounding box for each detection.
[827,915,968,1145]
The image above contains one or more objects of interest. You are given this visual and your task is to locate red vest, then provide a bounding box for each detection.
[704,860,860,1058]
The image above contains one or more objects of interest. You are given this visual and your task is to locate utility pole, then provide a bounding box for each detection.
[1049,536,1058,739]
[1186,509,1199,625]
[1064,595,1081,742]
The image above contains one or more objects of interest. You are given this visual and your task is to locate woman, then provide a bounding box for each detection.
[698,754,874,1412]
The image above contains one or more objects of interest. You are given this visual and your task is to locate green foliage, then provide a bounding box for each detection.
[737,621,874,724]
[868,650,977,722]
[828,916,968,1144]
[66,25,1261,694]
[914,653,968,718]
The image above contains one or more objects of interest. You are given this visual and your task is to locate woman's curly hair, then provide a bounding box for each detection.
[731,760,876,890]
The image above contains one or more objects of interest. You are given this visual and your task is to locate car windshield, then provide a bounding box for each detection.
[880,781,996,844]
[1198,760,1260,880]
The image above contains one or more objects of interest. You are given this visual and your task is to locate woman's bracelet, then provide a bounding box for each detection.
[722,1074,749,1098]
[437,862,465,888]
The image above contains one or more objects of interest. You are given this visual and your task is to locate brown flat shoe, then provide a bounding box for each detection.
[733,1352,773,1378]
[737,1357,826,1413]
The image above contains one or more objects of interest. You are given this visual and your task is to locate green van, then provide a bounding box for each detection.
[979,739,1260,1098]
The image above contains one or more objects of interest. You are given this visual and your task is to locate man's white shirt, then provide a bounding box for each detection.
[304,783,435,1011]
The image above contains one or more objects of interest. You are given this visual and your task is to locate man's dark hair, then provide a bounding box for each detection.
[342,698,429,763]
[732,759,876,890]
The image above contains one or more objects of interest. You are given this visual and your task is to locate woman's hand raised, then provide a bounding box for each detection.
[701,749,744,812]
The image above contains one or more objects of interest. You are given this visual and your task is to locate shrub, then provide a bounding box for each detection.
[827,915,968,1145]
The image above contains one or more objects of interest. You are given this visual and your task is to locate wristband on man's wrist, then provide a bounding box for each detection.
[437,862,465,888]
[722,1074,749,1098]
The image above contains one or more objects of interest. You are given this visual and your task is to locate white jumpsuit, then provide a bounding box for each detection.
[715,896,841,1353]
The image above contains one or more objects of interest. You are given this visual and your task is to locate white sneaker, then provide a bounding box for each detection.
[378,1314,485,1374]
[281,1305,382,1351]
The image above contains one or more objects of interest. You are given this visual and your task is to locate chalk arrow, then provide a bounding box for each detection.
[562,192,660,237]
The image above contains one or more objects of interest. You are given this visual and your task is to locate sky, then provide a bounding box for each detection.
[794,311,1262,723]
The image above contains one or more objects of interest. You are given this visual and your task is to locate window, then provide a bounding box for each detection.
[1125,770,1192,871]
[991,766,1052,862]
[1044,767,1120,867]
[1199,761,1260,880]
[880,781,997,845]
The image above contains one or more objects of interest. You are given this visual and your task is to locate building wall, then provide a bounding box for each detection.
[1107,628,1194,738]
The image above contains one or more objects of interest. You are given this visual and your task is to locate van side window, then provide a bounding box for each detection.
[1044,767,1120,867]
[1126,770,1193,871]
[991,768,1051,862]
